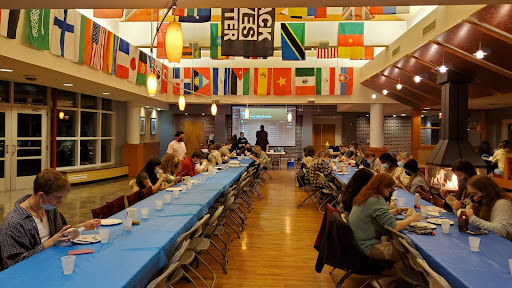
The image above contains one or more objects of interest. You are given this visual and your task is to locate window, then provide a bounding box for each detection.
[0,81,9,103]
[55,92,115,168]
[421,115,441,145]
[14,83,46,105]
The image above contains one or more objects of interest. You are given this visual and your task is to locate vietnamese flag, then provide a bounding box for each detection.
[273,68,291,95]
[338,22,364,47]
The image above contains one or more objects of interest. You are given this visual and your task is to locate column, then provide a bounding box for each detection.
[126,101,140,144]
[123,101,144,177]
[370,103,384,147]
[302,110,313,149]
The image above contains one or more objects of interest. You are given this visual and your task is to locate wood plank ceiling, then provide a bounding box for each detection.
[362,4,512,109]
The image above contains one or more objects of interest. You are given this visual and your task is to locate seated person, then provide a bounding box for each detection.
[344,142,358,159]
[180,150,203,177]
[306,150,335,188]
[447,159,477,211]
[301,145,316,168]
[466,175,512,240]
[491,140,512,176]
[0,169,100,269]
[208,144,223,166]
[239,143,253,156]
[379,153,407,185]
[238,132,249,147]
[372,157,383,173]
[396,159,428,195]
[161,153,182,185]
[230,135,238,153]
[136,157,166,193]
[396,152,410,168]
[251,145,269,162]
[220,141,235,158]
[348,173,423,261]
[340,168,374,215]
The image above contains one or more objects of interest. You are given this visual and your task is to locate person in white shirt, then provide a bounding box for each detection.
[167,131,187,160]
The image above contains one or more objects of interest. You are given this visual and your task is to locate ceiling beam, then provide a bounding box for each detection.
[430,40,512,79]
[368,78,425,106]
[406,54,437,69]
[463,18,512,45]
[378,72,441,102]
[391,64,440,89]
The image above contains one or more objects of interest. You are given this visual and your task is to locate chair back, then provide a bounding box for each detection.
[384,226,416,268]
[111,195,126,215]
[431,194,446,208]
[91,201,115,219]
[418,186,432,203]
[145,262,180,288]
[296,169,306,188]
[142,186,154,199]
[171,239,190,263]
[127,190,142,207]
[128,179,138,192]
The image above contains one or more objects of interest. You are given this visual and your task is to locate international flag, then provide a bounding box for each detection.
[181,46,201,59]
[282,8,327,19]
[212,68,231,96]
[77,14,93,64]
[156,23,167,59]
[338,22,364,47]
[152,59,163,92]
[104,33,118,75]
[124,9,159,22]
[192,68,211,95]
[161,64,168,94]
[210,23,228,59]
[93,9,124,18]
[316,67,338,95]
[174,8,211,23]
[295,68,316,95]
[317,47,337,59]
[254,68,272,96]
[50,9,81,62]
[101,31,114,73]
[116,38,137,81]
[136,51,148,86]
[89,22,108,70]
[281,23,305,61]
[342,7,374,21]
[273,68,292,96]
[26,9,50,50]
[172,67,192,95]
[0,9,21,39]
[338,46,374,60]
[339,67,354,95]
[369,6,410,15]
[230,68,250,96]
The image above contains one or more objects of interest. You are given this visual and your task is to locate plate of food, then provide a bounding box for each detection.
[427,218,454,225]
[410,222,437,229]
[427,206,447,213]
[73,234,101,244]
[100,219,122,226]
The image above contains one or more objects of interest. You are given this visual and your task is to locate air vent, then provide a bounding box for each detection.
[392,46,401,57]
[423,20,436,37]
[69,174,87,182]
[308,98,315,104]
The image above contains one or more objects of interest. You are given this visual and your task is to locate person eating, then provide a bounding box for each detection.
[180,150,204,177]
[250,145,269,162]
[340,168,374,216]
[379,153,406,185]
[136,157,167,193]
[447,159,477,211]
[396,159,428,195]
[1,169,100,268]
[466,175,512,239]
[306,150,335,189]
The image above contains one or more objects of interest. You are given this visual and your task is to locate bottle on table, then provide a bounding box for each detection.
[458,209,469,232]
[414,193,421,209]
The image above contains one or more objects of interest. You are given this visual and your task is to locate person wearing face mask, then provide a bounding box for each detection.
[167,131,187,160]
[344,142,358,159]
[465,176,512,239]
[396,159,428,195]
[448,159,477,211]
[349,173,423,262]
[396,152,410,168]
[136,157,167,193]
[378,153,406,185]
[219,141,235,158]
[180,150,203,177]
[306,150,335,189]
[0,169,100,268]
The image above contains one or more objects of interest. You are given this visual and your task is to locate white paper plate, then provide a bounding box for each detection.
[427,218,454,225]
[428,211,440,216]
[240,164,249,167]
[165,187,182,191]
[190,180,199,184]
[427,206,446,213]
[100,219,122,226]
[73,234,101,244]
[410,222,437,229]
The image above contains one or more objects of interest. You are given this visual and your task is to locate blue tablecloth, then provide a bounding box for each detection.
[335,171,512,288]
[0,159,253,288]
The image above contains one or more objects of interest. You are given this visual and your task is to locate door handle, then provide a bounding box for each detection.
[5,144,8,154]
[12,145,16,155]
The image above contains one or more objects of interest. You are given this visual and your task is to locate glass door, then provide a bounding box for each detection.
[11,108,47,190]
[0,109,12,192]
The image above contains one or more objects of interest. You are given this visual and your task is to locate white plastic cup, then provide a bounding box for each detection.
[124,218,133,231]
[140,208,149,218]
[184,176,191,183]
[181,185,187,193]
[61,255,76,275]
[99,229,110,243]
[508,259,512,276]
[126,208,137,220]
[420,206,428,217]
[440,219,450,233]
[468,237,480,252]
[155,200,163,209]
[187,182,192,189]
[164,193,172,203]
[398,198,406,207]
[173,190,180,199]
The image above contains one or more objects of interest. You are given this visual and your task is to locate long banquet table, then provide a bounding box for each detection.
[333,170,512,288]
[0,159,253,288]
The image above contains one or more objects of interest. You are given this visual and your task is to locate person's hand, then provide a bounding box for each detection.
[451,200,462,211]
[83,219,101,231]
[45,225,72,248]
[408,211,423,222]
[466,209,474,219]
[398,207,409,213]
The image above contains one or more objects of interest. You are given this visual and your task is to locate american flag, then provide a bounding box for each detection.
[317,47,338,59]
[89,22,108,70]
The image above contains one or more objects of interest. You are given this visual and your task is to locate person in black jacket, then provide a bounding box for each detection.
[255,125,269,152]
[238,132,249,148]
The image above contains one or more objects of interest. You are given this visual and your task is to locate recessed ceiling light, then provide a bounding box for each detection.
[185,112,188,115]
[371,94,376,99]
[382,89,388,95]
[421,115,425,118]
[401,114,406,116]
[436,65,448,73]
[413,76,422,83]
[425,107,431,110]
[0,68,13,72]
[156,108,161,111]
[393,114,397,117]
[145,106,150,108]
[102,92,110,95]
[201,113,205,116]
[396,83,403,90]
[63,83,73,86]
[422,110,427,113]
[366,114,369,117]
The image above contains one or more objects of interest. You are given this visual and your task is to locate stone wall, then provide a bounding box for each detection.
[356,116,411,154]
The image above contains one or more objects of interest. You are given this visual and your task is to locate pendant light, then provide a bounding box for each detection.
[473,42,487,59]
[382,89,388,95]
[413,75,422,83]
[436,58,449,73]
[287,111,292,122]
[211,99,218,116]
[396,79,403,90]
[165,7,183,63]
[244,105,250,119]
[147,9,157,96]
[59,111,64,119]
[178,95,186,111]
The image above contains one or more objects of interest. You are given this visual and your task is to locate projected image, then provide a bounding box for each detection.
[232,106,296,147]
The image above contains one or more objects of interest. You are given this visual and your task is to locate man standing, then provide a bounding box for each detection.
[256,125,269,152]
[167,131,187,160]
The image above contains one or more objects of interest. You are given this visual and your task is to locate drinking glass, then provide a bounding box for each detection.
[61,255,76,275]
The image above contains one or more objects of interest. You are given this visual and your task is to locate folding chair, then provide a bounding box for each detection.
[111,195,126,215]
[146,240,194,288]
[142,186,154,199]
[418,186,432,203]
[91,201,115,219]
[431,194,446,208]
[316,172,337,213]
[128,179,139,192]
[296,169,322,209]
[126,190,142,206]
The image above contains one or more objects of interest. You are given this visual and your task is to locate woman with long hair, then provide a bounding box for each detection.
[449,159,477,211]
[251,145,269,162]
[379,153,407,185]
[302,145,316,168]
[340,168,374,214]
[208,144,223,166]
[466,175,512,239]
[397,159,428,195]
[349,173,422,260]
[136,157,166,193]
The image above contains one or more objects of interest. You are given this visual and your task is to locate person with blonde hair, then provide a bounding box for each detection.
[208,144,223,166]
[491,140,512,176]
[251,145,269,162]
[466,175,512,239]
[307,150,335,188]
